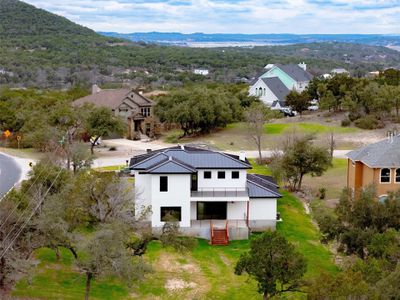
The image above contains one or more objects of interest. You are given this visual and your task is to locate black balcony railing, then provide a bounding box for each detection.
[191,188,248,198]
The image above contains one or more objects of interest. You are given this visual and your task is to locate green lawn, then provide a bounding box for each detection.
[265,122,358,135]
[94,165,126,172]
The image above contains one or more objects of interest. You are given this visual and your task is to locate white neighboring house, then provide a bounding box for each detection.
[193,69,209,76]
[249,63,313,110]
[130,146,281,244]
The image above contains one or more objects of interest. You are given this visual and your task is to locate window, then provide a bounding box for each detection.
[380,168,391,183]
[232,171,240,179]
[204,171,212,179]
[396,169,400,183]
[141,107,151,117]
[160,176,168,192]
[218,171,225,179]
[160,207,181,222]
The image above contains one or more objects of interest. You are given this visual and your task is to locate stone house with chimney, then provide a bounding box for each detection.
[73,85,159,140]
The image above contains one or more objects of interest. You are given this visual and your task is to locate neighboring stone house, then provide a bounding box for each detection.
[130,146,281,245]
[249,63,313,109]
[347,134,400,200]
[73,85,158,140]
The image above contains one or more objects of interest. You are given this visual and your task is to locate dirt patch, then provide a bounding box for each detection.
[165,279,197,292]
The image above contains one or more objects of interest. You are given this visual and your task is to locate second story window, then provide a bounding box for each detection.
[141,107,151,117]
[232,171,239,179]
[396,169,400,183]
[160,176,168,192]
[204,171,212,179]
[380,168,391,183]
[218,171,225,179]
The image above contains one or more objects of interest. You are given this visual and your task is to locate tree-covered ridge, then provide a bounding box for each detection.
[1,0,400,89]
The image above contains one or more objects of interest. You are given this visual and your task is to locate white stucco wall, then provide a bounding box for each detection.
[248,198,277,221]
[227,201,248,220]
[134,172,152,221]
[150,174,191,227]
[190,202,197,220]
[294,81,309,92]
[197,169,247,191]
[249,79,278,106]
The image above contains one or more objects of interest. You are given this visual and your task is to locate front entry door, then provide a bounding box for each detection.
[197,202,227,220]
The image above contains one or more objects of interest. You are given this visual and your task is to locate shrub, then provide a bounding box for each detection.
[109,146,117,151]
[354,116,382,130]
[341,118,351,127]
[319,187,327,200]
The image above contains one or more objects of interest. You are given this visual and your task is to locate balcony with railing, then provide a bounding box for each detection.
[190,187,249,198]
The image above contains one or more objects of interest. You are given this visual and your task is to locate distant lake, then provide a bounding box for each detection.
[172,41,291,48]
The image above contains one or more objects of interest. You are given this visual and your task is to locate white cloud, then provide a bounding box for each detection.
[23,0,400,34]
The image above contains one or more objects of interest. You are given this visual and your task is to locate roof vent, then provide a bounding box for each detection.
[180,145,185,150]
[169,156,173,161]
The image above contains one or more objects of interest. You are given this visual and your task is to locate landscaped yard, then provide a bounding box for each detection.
[12,162,337,300]
[162,120,363,151]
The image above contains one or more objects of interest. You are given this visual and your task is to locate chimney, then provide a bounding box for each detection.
[239,150,246,161]
[298,62,307,71]
[180,145,185,150]
[139,91,144,95]
[92,84,101,95]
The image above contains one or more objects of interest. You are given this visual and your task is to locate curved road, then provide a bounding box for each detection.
[0,153,22,198]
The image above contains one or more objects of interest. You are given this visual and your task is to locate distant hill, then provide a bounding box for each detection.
[1,0,400,89]
[99,32,400,48]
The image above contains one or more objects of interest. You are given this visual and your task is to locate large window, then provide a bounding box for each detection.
[218,171,226,179]
[232,171,240,179]
[160,207,181,222]
[380,168,391,183]
[396,169,400,183]
[160,176,168,192]
[204,171,212,179]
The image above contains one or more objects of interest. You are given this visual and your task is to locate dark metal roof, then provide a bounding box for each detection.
[130,146,251,171]
[247,174,281,198]
[347,135,400,168]
[146,157,196,174]
[261,77,290,102]
[275,64,313,82]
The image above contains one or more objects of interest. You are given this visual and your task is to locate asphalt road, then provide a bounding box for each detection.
[0,153,21,198]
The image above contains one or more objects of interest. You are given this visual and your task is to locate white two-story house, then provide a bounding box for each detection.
[130,146,281,244]
[249,63,313,109]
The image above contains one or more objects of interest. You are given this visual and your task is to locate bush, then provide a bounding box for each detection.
[109,146,117,151]
[354,116,382,130]
[341,118,351,127]
[348,111,362,122]
[318,187,327,200]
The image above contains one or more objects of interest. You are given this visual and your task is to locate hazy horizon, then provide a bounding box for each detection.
[23,0,400,35]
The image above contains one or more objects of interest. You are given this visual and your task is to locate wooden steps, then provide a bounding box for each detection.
[211,229,229,245]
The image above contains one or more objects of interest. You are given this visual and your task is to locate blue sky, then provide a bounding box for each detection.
[24,0,400,34]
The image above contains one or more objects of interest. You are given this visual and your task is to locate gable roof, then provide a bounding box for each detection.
[247,174,281,198]
[261,77,290,101]
[275,64,313,82]
[73,89,154,110]
[146,157,196,174]
[347,135,400,168]
[130,146,251,171]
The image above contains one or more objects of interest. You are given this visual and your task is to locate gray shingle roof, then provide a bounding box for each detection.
[247,174,281,198]
[261,77,290,102]
[275,64,313,82]
[347,135,400,168]
[130,146,251,171]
